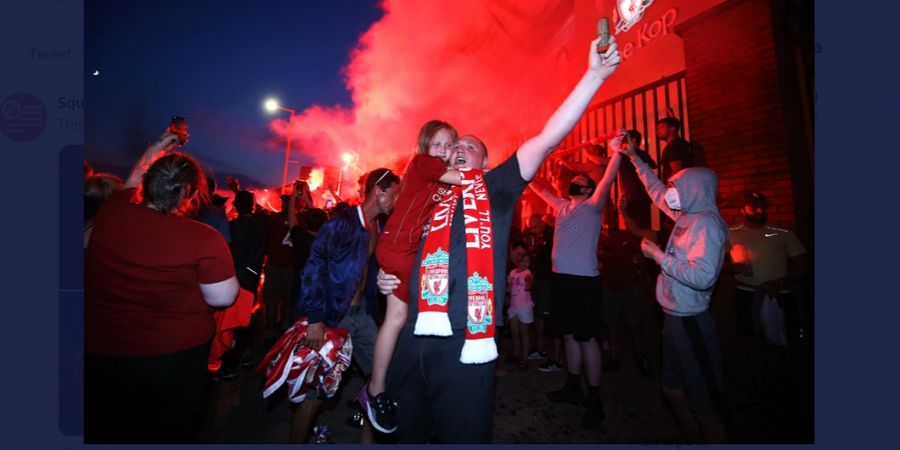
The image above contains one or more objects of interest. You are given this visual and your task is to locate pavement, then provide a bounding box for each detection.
[196,280,813,444]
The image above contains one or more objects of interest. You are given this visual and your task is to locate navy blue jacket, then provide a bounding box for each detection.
[295,206,379,327]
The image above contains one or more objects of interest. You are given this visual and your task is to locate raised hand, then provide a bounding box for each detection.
[225,176,241,193]
[589,35,621,80]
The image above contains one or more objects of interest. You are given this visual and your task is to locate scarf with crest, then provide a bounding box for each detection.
[415,168,497,364]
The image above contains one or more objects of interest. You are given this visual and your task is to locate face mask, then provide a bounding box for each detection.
[569,183,587,196]
[664,187,682,210]
[744,211,767,225]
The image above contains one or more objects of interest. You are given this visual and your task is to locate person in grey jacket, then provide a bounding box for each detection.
[618,140,728,443]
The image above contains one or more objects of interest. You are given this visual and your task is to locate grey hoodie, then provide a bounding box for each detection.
[630,155,727,316]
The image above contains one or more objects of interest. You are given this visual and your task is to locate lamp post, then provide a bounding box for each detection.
[264,98,297,194]
[337,151,359,196]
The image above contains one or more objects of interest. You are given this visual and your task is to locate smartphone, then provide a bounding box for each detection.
[168,116,189,145]
[597,17,611,53]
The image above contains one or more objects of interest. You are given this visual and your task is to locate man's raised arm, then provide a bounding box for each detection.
[527,179,567,211]
[516,36,621,181]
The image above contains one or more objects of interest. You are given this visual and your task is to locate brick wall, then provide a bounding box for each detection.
[676,0,806,232]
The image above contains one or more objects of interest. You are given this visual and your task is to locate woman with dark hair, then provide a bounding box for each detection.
[85,130,238,443]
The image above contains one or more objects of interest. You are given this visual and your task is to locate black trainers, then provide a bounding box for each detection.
[527,350,547,360]
[538,358,562,373]
[546,383,585,406]
[358,386,398,434]
[635,356,653,377]
[582,396,606,430]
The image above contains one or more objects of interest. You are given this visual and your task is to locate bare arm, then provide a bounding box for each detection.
[438,168,462,186]
[587,149,623,207]
[200,276,239,308]
[527,179,566,211]
[125,131,181,189]
[516,36,621,181]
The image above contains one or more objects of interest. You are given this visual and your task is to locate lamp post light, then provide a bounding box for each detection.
[336,151,359,196]
[264,98,298,194]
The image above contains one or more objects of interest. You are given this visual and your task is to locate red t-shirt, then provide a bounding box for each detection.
[380,153,449,247]
[85,188,235,356]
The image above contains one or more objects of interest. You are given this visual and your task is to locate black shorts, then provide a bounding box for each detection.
[549,272,603,342]
[532,278,551,318]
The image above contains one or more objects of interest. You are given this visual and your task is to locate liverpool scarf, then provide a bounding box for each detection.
[415,168,497,364]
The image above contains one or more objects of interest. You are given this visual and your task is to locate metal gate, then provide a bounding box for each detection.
[523,72,691,230]
[543,70,691,176]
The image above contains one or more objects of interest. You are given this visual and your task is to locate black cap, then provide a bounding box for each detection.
[743,191,768,208]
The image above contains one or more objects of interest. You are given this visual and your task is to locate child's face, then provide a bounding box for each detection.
[510,246,526,265]
[427,128,455,163]
[518,256,530,270]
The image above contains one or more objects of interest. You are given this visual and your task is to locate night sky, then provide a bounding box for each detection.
[85,0,383,187]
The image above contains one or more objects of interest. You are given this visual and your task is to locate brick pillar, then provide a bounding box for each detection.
[675,0,813,241]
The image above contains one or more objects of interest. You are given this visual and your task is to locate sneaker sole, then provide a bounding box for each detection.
[538,366,561,372]
[358,388,398,434]
[365,404,398,434]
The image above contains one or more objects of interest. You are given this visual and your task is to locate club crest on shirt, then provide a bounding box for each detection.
[466,272,494,334]
[421,247,449,305]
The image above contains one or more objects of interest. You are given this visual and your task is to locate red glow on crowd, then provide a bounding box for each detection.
[267,0,624,185]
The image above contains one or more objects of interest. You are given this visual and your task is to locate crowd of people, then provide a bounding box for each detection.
[83,34,810,444]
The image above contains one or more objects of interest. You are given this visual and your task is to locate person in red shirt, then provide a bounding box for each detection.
[360,120,463,433]
[85,130,238,443]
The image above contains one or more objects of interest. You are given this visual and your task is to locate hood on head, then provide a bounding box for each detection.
[670,167,719,214]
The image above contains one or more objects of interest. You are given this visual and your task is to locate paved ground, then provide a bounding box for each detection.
[196,280,813,444]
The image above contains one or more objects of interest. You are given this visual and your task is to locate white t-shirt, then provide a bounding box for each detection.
[508,268,533,309]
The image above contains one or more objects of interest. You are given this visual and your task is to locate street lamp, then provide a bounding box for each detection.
[263,97,297,194]
[337,151,359,196]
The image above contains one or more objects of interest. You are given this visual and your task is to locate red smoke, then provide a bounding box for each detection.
[270,0,617,197]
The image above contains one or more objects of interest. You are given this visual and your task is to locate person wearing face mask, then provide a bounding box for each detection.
[526,135,625,430]
[618,143,728,443]
[727,192,809,409]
